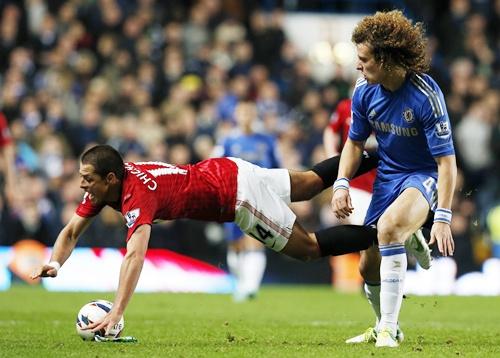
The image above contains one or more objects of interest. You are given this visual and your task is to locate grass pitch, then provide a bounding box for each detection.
[1,285,499,357]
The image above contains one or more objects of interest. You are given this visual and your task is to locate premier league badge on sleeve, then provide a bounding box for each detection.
[435,121,451,138]
[402,108,414,123]
[125,208,140,228]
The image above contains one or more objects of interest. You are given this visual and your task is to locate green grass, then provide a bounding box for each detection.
[1,285,499,357]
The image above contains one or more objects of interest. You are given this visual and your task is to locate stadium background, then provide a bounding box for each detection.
[0,0,498,289]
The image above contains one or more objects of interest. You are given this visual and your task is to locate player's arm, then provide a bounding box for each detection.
[429,154,457,256]
[323,126,341,158]
[31,213,94,279]
[89,224,151,335]
[331,138,365,219]
[1,141,17,207]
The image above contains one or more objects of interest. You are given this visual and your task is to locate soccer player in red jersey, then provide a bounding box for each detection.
[0,112,17,207]
[31,144,383,335]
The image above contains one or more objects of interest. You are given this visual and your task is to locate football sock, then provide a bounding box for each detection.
[378,244,407,336]
[227,249,240,279]
[364,281,381,330]
[316,225,378,257]
[311,150,379,189]
[239,250,266,296]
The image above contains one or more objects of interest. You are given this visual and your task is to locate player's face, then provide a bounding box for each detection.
[79,163,110,205]
[355,43,385,84]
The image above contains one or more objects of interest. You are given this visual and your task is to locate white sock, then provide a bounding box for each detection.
[227,249,240,279]
[238,250,266,296]
[364,282,381,330]
[379,244,407,336]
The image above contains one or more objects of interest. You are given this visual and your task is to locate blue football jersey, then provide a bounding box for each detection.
[222,132,281,169]
[222,130,281,240]
[349,73,455,179]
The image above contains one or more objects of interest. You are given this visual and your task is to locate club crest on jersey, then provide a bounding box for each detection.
[435,121,450,138]
[124,208,140,228]
[402,108,414,123]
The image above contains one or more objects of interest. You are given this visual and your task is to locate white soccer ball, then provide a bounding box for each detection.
[75,300,124,341]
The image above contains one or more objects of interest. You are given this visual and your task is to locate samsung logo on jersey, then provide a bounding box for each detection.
[368,119,419,137]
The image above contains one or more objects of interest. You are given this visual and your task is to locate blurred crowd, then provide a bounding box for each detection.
[0,0,498,276]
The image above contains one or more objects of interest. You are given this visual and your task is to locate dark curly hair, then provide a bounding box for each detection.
[352,10,429,73]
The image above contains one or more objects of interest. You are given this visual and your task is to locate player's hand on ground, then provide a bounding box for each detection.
[429,222,454,257]
[30,264,59,280]
[88,310,122,336]
[331,189,353,219]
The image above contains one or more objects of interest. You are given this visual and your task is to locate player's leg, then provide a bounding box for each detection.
[234,235,266,302]
[231,156,379,260]
[225,223,242,280]
[289,150,379,202]
[375,187,429,348]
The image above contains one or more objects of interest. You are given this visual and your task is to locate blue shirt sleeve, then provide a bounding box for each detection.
[419,78,455,158]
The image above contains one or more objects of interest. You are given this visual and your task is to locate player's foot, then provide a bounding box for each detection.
[345,327,377,344]
[345,326,404,344]
[405,228,432,269]
[396,326,404,343]
[233,291,257,303]
[375,329,399,348]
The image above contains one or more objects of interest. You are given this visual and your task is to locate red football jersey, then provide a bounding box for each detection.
[76,157,238,241]
[329,98,375,192]
[0,112,12,147]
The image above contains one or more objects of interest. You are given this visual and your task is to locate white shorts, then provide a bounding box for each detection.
[229,157,296,252]
[348,187,372,225]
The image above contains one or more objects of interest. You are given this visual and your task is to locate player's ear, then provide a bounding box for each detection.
[106,172,119,184]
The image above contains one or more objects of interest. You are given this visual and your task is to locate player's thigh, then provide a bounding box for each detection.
[233,161,296,252]
[241,234,265,250]
[378,187,429,240]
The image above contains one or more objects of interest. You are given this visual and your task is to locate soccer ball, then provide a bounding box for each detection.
[75,300,124,341]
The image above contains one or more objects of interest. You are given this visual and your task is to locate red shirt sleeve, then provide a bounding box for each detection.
[75,192,104,217]
[122,190,158,241]
[0,113,12,147]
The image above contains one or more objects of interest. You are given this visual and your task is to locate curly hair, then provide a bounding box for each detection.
[352,10,429,73]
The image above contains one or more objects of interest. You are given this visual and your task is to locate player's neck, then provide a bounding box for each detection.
[380,67,407,92]
[105,184,122,204]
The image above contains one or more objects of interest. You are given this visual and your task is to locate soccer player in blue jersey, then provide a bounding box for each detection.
[219,101,281,301]
[332,10,457,348]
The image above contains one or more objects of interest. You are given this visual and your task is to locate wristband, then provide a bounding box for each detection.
[434,208,452,224]
[48,261,61,272]
[333,178,350,192]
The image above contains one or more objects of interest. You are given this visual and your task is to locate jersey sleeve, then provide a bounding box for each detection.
[348,84,371,141]
[329,99,349,133]
[0,113,12,147]
[75,192,104,217]
[418,78,455,158]
[122,191,158,241]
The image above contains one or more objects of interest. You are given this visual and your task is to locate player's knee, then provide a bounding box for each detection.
[290,171,323,202]
[283,234,321,262]
[377,218,405,245]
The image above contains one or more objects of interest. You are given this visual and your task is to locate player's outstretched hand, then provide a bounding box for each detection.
[30,264,59,280]
[429,222,454,257]
[331,188,353,219]
[87,310,123,337]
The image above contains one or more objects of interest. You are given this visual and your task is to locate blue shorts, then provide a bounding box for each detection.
[364,173,438,226]
[224,222,245,242]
